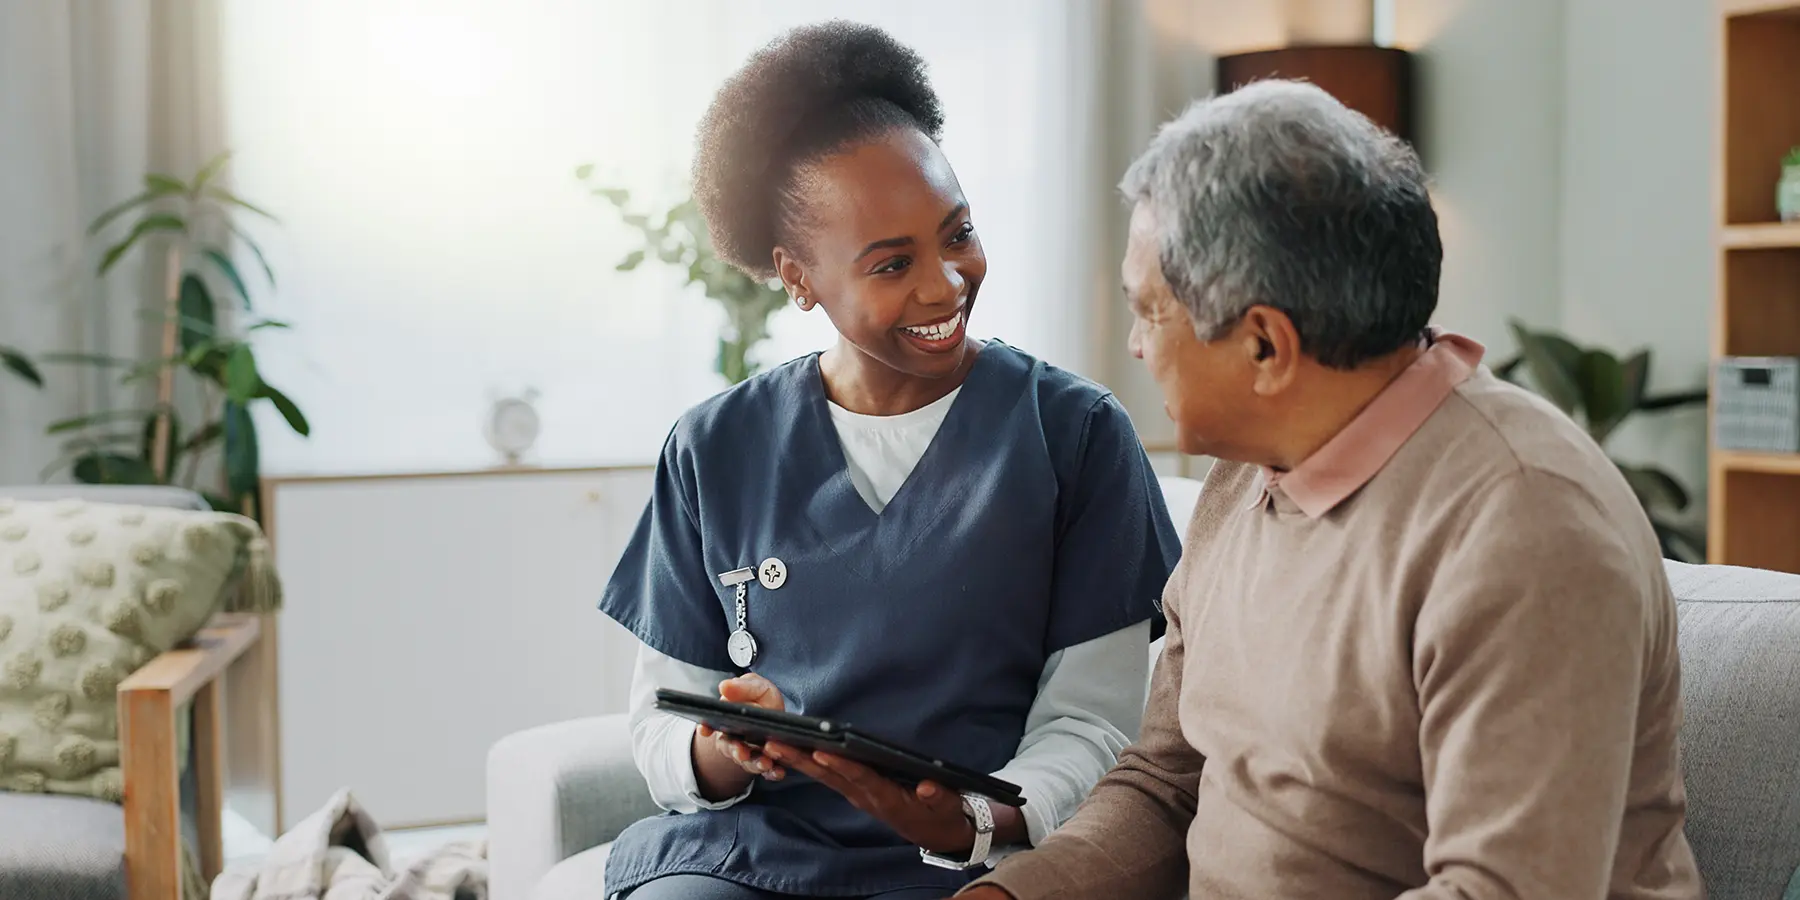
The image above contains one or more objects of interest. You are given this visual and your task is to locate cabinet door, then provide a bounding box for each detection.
[269,468,653,829]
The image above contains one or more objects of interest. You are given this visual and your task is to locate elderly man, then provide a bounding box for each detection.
[958,81,1702,899]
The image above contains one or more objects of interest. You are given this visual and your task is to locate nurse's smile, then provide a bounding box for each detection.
[897,305,967,354]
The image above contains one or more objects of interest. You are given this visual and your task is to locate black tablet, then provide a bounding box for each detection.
[653,688,1026,807]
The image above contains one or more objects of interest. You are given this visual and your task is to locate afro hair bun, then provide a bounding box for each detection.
[692,21,945,278]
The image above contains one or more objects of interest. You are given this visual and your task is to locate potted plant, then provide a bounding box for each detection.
[577,166,789,386]
[1497,320,1709,562]
[40,152,308,520]
[1780,146,1800,223]
[2,344,41,387]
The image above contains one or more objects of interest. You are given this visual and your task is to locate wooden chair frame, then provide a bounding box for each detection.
[118,614,265,900]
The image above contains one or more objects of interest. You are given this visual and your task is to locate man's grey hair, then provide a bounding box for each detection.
[1120,79,1441,369]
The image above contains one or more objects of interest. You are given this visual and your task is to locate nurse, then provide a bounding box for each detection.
[598,21,1182,900]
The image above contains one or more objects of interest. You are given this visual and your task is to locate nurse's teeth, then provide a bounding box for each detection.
[902,311,962,340]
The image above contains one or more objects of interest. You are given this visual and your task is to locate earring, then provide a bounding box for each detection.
[795,295,812,310]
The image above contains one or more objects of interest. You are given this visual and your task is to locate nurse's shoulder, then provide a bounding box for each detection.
[662,354,819,458]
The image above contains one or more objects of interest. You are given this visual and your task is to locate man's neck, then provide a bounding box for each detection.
[1261,344,1427,472]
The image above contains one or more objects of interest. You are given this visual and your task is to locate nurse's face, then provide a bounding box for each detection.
[774,127,986,381]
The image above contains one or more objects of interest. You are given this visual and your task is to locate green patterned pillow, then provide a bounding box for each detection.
[0,497,280,801]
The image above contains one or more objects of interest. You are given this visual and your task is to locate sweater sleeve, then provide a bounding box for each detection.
[626,642,754,813]
[964,570,1201,899]
[1398,470,1659,899]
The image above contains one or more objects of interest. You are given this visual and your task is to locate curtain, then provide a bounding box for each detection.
[0,0,226,485]
[219,0,1127,475]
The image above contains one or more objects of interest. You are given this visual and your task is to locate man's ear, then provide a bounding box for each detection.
[1239,306,1303,396]
[772,247,811,310]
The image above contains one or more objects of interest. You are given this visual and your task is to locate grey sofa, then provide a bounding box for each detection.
[487,475,1800,900]
[0,486,212,900]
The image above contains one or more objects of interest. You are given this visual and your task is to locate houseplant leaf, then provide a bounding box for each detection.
[1578,349,1629,443]
[1641,389,1708,411]
[1,347,42,386]
[99,213,187,275]
[257,382,310,436]
[1619,350,1650,412]
[201,246,252,308]
[1617,463,1690,512]
[616,250,646,272]
[223,399,260,497]
[191,151,232,191]
[204,186,279,222]
[179,275,217,357]
[228,221,276,286]
[574,163,595,180]
[87,181,184,236]
[140,409,181,477]
[72,452,159,485]
[199,491,243,515]
[224,344,261,402]
[144,173,188,194]
[37,352,141,368]
[181,420,224,455]
[1508,320,1584,415]
[47,408,165,434]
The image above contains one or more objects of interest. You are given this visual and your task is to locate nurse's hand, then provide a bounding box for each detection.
[692,674,788,800]
[760,746,975,855]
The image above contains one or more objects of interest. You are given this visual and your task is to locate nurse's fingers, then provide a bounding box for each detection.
[813,753,912,810]
[719,674,784,710]
[713,734,785,779]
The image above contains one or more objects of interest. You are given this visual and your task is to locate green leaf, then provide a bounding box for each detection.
[1508,320,1583,415]
[1641,389,1708,411]
[72,452,159,486]
[1617,463,1690,513]
[228,221,275,286]
[47,408,164,435]
[223,399,260,496]
[593,187,630,206]
[99,213,187,275]
[201,247,252,308]
[1491,355,1524,383]
[224,344,260,402]
[178,274,218,357]
[204,186,278,222]
[1619,350,1650,411]
[616,249,646,272]
[1,347,43,386]
[257,382,310,437]
[191,151,232,191]
[574,163,595,179]
[88,182,183,236]
[247,319,292,332]
[1578,349,1628,443]
[37,352,139,368]
[144,173,188,194]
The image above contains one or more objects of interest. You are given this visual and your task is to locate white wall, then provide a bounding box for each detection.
[1560,0,1714,521]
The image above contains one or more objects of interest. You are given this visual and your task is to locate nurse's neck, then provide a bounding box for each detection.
[819,340,980,417]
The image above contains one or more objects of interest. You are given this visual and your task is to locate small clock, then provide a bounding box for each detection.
[484,389,541,466]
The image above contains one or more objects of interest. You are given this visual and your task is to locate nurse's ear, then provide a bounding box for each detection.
[772,246,814,311]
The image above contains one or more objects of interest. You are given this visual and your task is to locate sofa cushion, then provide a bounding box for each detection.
[0,791,125,899]
[0,498,276,801]
[532,842,611,900]
[1665,560,1800,900]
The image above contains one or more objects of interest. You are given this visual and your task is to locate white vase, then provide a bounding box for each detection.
[1779,166,1800,223]
[1284,0,1376,45]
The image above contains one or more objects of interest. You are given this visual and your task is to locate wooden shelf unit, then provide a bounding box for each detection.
[1710,0,1800,571]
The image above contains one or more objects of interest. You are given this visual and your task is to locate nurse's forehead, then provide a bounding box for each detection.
[801,131,965,239]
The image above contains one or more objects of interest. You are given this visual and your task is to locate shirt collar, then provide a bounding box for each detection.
[1254,328,1485,518]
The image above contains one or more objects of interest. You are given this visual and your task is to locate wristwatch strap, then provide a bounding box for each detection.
[920,794,996,870]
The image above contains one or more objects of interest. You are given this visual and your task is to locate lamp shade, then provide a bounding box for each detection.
[1216,46,1416,148]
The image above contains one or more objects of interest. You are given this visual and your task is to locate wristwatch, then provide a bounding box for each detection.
[920,793,996,870]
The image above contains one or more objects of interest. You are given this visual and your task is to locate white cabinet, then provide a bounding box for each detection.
[264,466,653,829]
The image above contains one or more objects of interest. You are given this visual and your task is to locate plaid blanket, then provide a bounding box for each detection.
[211,790,487,900]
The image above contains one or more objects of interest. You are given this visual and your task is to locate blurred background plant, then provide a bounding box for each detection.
[1496,319,1709,561]
[1,343,42,387]
[39,152,308,520]
[578,165,787,385]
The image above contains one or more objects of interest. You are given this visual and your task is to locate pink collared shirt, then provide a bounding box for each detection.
[1254,329,1486,517]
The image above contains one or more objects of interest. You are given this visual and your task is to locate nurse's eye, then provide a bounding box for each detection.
[872,256,912,276]
[947,222,975,247]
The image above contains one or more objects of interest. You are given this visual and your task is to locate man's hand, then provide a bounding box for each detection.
[764,744,976,854]
[690,674,788,800]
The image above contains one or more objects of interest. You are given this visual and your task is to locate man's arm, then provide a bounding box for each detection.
[1399,470,1659,899]
[962,591,1202,899]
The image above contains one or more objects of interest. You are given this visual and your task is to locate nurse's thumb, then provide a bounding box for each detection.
[721,673,782,709]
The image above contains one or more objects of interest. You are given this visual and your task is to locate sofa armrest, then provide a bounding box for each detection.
[119,613,262,900]
[487,714,660,900]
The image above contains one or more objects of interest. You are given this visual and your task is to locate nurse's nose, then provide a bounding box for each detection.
[923,261,964,307]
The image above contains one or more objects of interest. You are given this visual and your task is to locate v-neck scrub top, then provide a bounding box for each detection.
[597,342,1182,897]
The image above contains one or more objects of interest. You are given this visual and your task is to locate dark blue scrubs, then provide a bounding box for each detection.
[599,341,1181,897]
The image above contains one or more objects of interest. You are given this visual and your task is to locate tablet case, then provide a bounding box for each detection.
[653,688,1026,806]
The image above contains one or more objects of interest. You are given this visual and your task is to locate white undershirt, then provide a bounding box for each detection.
[625,385,1151,849]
